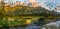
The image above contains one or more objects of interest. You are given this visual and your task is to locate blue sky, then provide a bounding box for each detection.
[4,0,60,5]
[36,0,60,10]
[4,0,60,11]
[5,0,60,3]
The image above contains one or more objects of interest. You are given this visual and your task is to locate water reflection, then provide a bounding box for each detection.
[40,21,60,29]
[2,26,40,29]
[2,18,60,29]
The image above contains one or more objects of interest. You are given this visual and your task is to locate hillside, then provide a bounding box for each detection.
[0,1,60,17]
[2,6,60,17]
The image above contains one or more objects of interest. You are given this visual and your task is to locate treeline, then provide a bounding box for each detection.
[0,1,60,17]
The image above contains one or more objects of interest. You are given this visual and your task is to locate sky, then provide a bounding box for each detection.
[4,0,60,5]
[4,0,60,4]
[11,0,60,4]
[3,0,60,12]
[4,0,60,8]
[37,0,60,10]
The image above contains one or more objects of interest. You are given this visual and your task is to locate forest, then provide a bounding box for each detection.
[0,1,60,27]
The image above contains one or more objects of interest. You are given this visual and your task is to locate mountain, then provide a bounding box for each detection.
[3,6,60,17]
[0,1,60,17]
[41,2,56,11]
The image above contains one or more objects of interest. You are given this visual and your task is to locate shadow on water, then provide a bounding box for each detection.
[0,26,26,29]
[0,25,40,29]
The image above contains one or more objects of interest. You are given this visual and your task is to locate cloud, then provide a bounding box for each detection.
[28,0,36,3]
[0,0,3,2]
[3,0,60,10]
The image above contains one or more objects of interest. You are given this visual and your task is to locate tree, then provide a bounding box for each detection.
[0,1,5,19]
[0,1,5,27]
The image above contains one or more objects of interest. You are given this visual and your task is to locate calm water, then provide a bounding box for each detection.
[2,21,40,29]
[2,20,60,29]
[2,26,40,29]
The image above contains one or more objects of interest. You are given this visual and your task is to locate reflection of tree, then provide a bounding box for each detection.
[33,18,46,26]
[0,1,6,27]
[3,18,9,27]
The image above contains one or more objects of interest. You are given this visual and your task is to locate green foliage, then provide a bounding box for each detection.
[0,1,59,27]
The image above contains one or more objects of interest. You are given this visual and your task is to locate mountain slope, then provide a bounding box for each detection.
[3,6,60,17]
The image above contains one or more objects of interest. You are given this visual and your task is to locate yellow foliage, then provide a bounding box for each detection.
[4,5,23,12]
[14,6,22,10]
[4,6,11,12]
[10,7,16,11]
[14,6,19,9]
[26,8,30,10]
[48,15,54,18]
[25,19,32,24]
